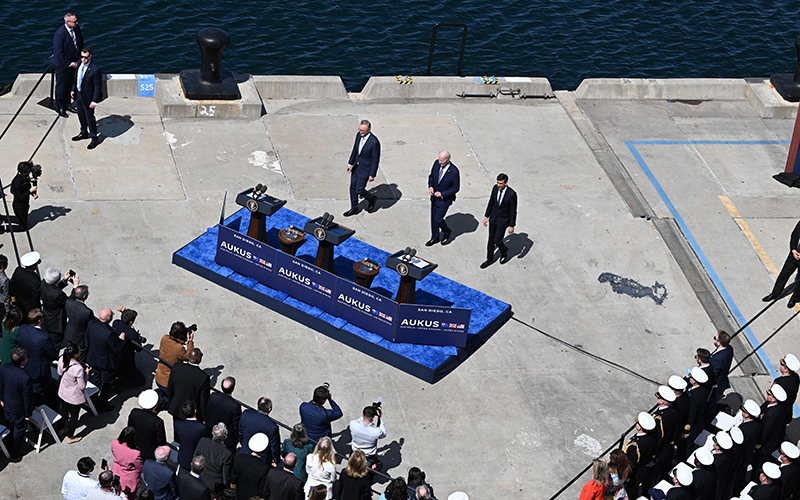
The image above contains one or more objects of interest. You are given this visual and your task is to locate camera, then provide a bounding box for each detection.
[67,269,76,284]
[187,324,198,333]
[30,164,42,186]
[372,397,382,410]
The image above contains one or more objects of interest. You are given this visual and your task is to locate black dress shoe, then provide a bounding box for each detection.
[343,207,360,217]
[499,252,509,264]
[789,299,798,309]
[762,294,776,302]
[425,237,440,247]
[72,133,89,141]
[87,139,99,150]
[441,232,453,245]
[67,105,78,113]
[480,260,493,269]
[58,110,69,118]
[367,197,377,212]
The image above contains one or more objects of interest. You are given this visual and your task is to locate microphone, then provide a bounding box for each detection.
[321,212,331,227]
[253,183,263,197]
[408,248,416,259]
[259,184,268,195]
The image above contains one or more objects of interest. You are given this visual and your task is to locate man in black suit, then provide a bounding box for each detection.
[142,446,178,500]
[231,433,271,500]
[9,251,42,318]
[18,309,57,405]
[50,13,83,117]
[40,266,76,350]
[426,150,460,246]
[344,120,380,217]
[175,400,207,471]
[64,285,93,356]
[481,173,517,268]
[764,220,800,307]
[263,452,304,500]
[167,348,210,426]
[112,307,146,387]
[709,330,734,401]
[239,397,281,466]
[0,348,34,457]
[70,47,102,150]
[85,308,124,412]
[175,456,212,500]
[194,423,234,492]
[205,376,240,450]
[128,389,167,462]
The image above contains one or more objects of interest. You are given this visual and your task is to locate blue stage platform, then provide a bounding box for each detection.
[172,207,512,383]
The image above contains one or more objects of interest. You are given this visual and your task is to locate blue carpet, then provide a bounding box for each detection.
[173,207,511,382]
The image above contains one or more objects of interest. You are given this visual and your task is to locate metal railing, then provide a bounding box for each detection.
[426,23,467,77]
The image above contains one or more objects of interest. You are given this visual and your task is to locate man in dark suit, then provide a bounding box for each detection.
[112,307,146,387]
[0,348,34,457]
[205,376,241,450]
[64,285,93,356]
[40,266,76,350]
[263,453,304,500]
[764,220,800,307]
[481,173,517,268]
[50,13,83,118]
[344,120,380,217]
[142,446,178,500]
[709,330,734,401]
[426,150,460,246]
[175,400,207,471]
[231,433,271,500]
[128,389,167,462]
[167,348,210,426]
[239,397,280,466]
[18,309,56,405]
[70,47,102,150]
[194,423,234,492]
[85,308,124,412]
[175,456,212,500]
[9,251,42,318]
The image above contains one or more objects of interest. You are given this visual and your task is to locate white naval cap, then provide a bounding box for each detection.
[695,447,714,466]
[690,367,709,384]
[782,354,800,373]
[714,430,733,450]
[769,384,788,402]
[675,467,693,486]
[447,493,469,500]
[637,411,656,431]
[729,426,744,445]
[248,433,269,453]
[21,251,40,267]
[763,462,782,480]
[743,399,762,418]
[657,385,676,402]
[781,441,800,460]
[138,389,158,410]
[668,375,687,391]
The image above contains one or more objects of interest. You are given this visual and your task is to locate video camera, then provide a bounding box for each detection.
[30,164,42,186]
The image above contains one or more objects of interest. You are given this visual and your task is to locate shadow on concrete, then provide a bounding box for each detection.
[97,115,134,138]
[27,205,72,228]
[443,213,479,243]
[205,364,225,388]
[787,417,800,443]
[374,437,405,483]
[366,183,402,212]
[505,231,533,260]
[332,427,352,463]
[135,342,159,387]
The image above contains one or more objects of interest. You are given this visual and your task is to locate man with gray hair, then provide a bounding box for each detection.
[426,150,460,246]
[415,485,432,500]
[40,265,78,349]
[344,119,380,217]
[194,422,234,492]
[142,445,177,500]
[64,284,94,359]
[85,470,123,500]
[175,455,212,500]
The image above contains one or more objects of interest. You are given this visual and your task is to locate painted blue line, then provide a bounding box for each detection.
[624,141,787,391]
[631,140,790,146]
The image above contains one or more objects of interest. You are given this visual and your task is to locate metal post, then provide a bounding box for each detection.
[426,23,468,77]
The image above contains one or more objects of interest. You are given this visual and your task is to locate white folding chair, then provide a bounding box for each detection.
[0,425,11,459]
[27,405,62,453]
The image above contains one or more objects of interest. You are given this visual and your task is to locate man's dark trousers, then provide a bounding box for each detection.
[772,252,800,301]
[430,199,453,241]
[349,168,376,210]
[75,92,97,138]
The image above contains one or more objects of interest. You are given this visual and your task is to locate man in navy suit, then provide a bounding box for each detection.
[0,348,34,457]
[85,308,124,412]
[174,400,207,471]
[764,220,800,308]
[50,13,83,118]
[175,456,212,500]
[709,330,733,401]
[205,376,241,450]
[70,47,102,150]
[426,150,460,246]
[142,446,178,500]
[239,397,280,466]
[481,173,518,268]
[18,309,57,405]
[344,120,380,217]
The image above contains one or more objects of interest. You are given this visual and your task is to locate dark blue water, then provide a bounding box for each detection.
[2,1,799,92]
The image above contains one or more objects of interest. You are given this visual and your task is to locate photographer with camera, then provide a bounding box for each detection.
[9,161,40,231]
[155,322,196,405]
[299,383,343,443]
[41,266,79,350]
[349,400,387,471]
[113,307,146,388]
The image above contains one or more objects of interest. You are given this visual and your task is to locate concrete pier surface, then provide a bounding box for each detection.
[0,74,798,499]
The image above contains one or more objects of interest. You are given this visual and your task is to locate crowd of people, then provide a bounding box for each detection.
[0,251,435,500]
[578,329,800,500]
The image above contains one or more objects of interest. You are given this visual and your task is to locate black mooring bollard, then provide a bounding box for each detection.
[771,36,800,102]
[179,27,241,100]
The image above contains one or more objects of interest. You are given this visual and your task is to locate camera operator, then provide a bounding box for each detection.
[10,161,39,231]
[113,307,146,387]
[349,401,387,471]
[155,321,196,405]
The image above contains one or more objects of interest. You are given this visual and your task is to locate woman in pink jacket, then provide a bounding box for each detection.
[57,344,89,444]
[112,426,144,500]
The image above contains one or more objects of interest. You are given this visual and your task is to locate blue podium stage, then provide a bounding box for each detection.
[172,207,512,383]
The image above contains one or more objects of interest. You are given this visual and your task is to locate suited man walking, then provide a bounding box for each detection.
[70,47,102,150]
[85,308,124,412]
[205,376,241,450]
[128,390,167,462]
[18,309,57,405]
[0,348,34,457]
[426,150,460,246]
[481,173,517,268]
[344,120,380,217]
[167,348,210,426]
[50,13,83,118]
[764,220,800,307]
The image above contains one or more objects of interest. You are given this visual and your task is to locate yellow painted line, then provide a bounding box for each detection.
[719,196,779,278]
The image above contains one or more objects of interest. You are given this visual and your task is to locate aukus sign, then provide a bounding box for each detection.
[215,224,470,347]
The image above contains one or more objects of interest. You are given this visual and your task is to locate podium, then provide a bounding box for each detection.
[278,226,305,256]
[236,188,287,243]
[303,217,355,274]
[385,250,437,304]
[352,259,380,288]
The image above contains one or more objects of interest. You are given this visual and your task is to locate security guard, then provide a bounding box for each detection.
[623,411,657,497]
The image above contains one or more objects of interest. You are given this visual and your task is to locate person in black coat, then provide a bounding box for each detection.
[205,377,241,450]
[0,348,34,456]
[239,398,281,466]
[70,47,103,149]
[142,446,178,500]
[263,453,304,500]
[765,220,800,307]
[481,173,518,268]
[175,400,207,471]
[9,163,38,233]
[343,119,380,217]
[712,431,734,500]
[751,463,784,500]
[64,285,93,355]
[50,13,84,117]
[776,354,800,410]
[18,309,57,405]
[335,450,372,500]
[112,307,146,387]
[682,367,711,456]
[623,412,658,497]
[651,386,680,486]
[85,308,124,412]
[9,251,41,317]
[175,457,212,500]
[194,423,234,492]
[736,399,763,490]
[709,330,734,400]
[756,385,791,473]
[128,389,167,462]
[778,441,800,500]
[691,448,716,500]
[231,433,271,500]
[40,266,76,350]
[666,467,694,500]
[167,348,210,426]
[426,150,460,246]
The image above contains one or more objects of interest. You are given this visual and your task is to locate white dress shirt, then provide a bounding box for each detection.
[61,470,99,500]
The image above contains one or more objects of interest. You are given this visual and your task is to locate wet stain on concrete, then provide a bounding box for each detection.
[598,272,667,305]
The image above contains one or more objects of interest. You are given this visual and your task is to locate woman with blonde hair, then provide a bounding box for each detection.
[305,436,337,500]
[579,457,609,500]
[604,449,631,500]
[335,450,371,500]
